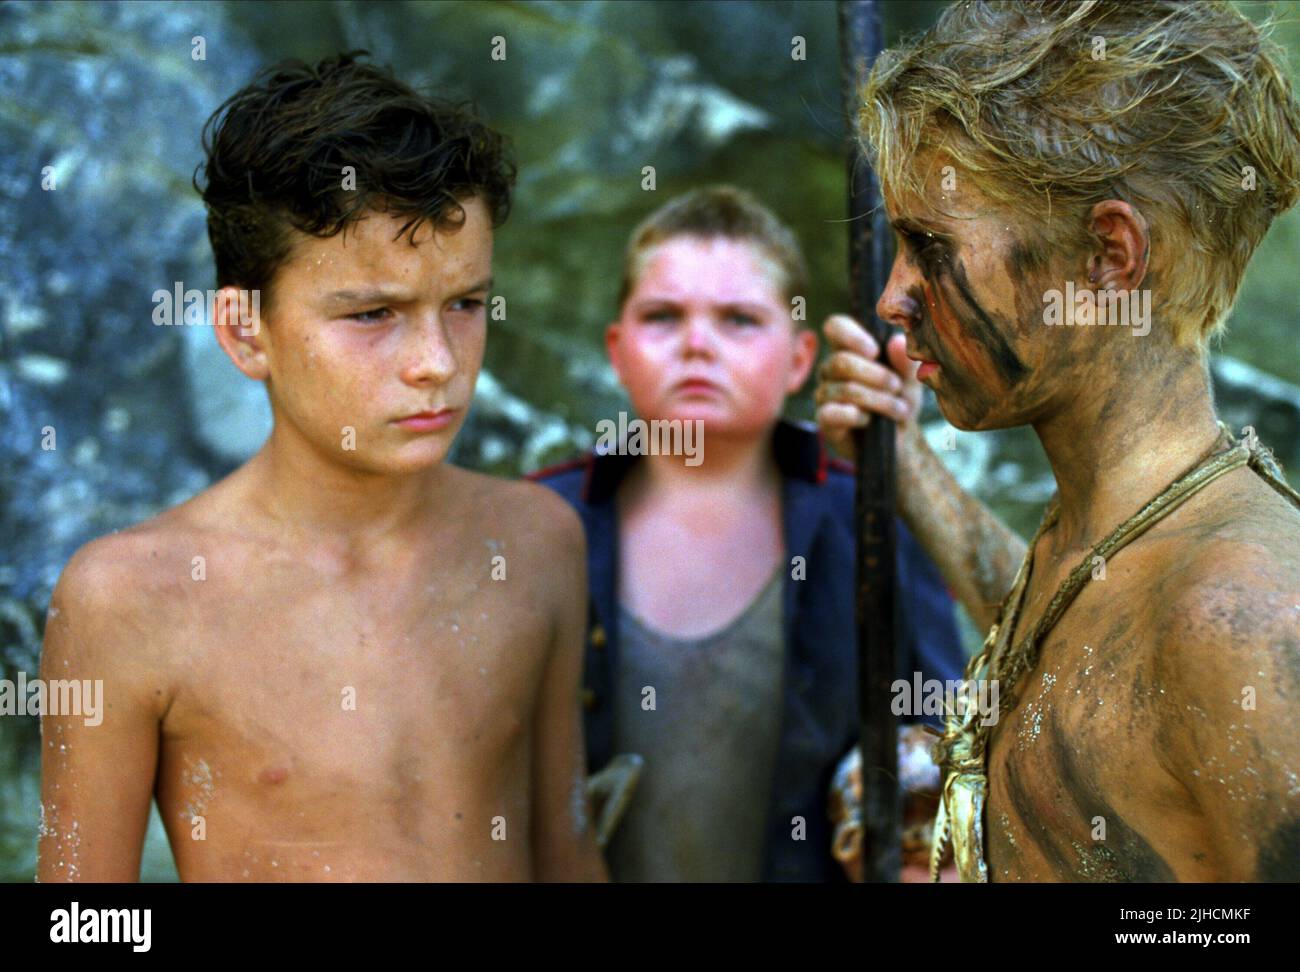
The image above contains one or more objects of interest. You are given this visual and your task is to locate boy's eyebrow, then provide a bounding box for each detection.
[323,287,409,306]
[890,217,947,236]
[452,276,494,296]
[630,297,775,316]
[322,277,494,306]
[717,301,771,315]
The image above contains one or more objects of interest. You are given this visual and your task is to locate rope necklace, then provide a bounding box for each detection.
[930,423,1300,882]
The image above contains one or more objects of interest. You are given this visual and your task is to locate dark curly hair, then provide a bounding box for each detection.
[192,50,516,317]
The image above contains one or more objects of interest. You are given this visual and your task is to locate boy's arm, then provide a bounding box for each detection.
[529,499,609,883]
[894,423,1027,633]
[817,315,1026,631]
[896,522,968,692]
[38,542,167,882]
[1158,561,1300,881]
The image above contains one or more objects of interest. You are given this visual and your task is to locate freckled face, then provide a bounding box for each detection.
[607,236,814,439]
[259,197,494,473]
[878,175,1067,431]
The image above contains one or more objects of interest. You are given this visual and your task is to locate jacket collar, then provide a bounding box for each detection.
[580,418,832,505]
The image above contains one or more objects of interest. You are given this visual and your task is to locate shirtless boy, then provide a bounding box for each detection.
[37,52,607,882]
[816,1,1300,881]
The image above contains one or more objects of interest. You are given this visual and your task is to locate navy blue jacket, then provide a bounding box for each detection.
[529,419,965,881]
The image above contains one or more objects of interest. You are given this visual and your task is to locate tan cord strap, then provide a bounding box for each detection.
[994,428,1252,696]
[931,423,1296,882]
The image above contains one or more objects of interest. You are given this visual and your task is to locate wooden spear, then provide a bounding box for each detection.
[837,0,901,883]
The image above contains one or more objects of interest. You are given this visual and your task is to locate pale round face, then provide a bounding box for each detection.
[607,235,817,440]
[241,197,494,475]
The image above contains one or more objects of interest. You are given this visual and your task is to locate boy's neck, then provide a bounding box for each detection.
[635,426,780,498]
[1032,345,1221,557]
[245,421,443,543]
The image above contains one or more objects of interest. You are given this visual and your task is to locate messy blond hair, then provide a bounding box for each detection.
[857,0,1300,348]
[617,185,809,313]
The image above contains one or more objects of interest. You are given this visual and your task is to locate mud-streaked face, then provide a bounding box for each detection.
[877,160,1087,431]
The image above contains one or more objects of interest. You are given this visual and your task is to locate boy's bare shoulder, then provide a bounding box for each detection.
[1141,472,1300,877]
[448,465,585,553]
[51,500,218,650]
[1147,470,1300,702]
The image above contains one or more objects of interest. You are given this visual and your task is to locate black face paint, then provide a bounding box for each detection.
[899,228,1029,424]
[947,261,1030,387]
[1007,238,1050,280]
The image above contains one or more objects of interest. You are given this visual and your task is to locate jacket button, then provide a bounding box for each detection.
[590,624,607,649]
[582,688,597,711]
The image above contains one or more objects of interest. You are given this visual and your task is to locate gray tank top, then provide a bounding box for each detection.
[607,564,786,882]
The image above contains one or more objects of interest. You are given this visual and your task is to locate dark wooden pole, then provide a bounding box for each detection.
[837,0,900,883]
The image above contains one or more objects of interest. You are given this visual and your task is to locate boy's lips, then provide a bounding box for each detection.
[393,407,458,431]
[905,345,940,380]
[674,377,722,395]
[904,341,936,364]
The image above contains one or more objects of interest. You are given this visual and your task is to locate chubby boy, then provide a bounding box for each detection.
[531,186,965,881]
[37,52,607,882]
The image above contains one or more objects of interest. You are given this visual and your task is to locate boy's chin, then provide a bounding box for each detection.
[381,439,455,473]
[933,394,1020,433]
[320,438,453,476]
[670,412,775,441]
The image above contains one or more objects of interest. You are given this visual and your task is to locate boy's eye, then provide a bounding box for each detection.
[351,307,392,323]
[451,298,485,313]
[644,309,679,323]
[902,230,945,257]
[727,312,760,327]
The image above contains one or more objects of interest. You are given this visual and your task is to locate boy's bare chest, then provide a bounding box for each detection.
[982,580,1186,880]
[160,554,549,791]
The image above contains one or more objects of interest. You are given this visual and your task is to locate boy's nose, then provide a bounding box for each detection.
[401,315,458,385]
[681,315,715,357]
[876,257,922,333]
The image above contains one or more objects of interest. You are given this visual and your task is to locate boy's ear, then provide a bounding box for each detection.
[212,286,271,381]
[604,321,625,384]
[786,327,819,394]
[1086,199,1150,292]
